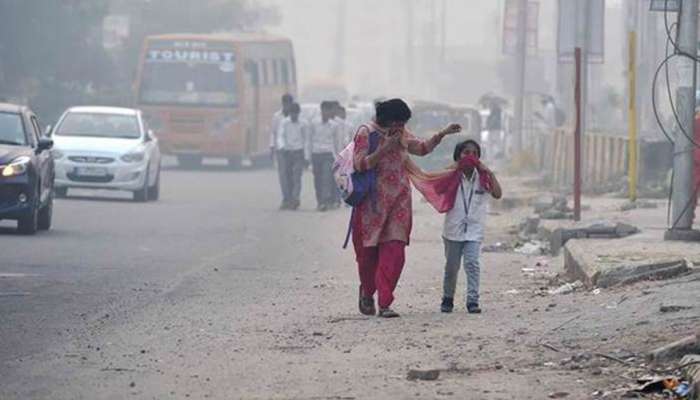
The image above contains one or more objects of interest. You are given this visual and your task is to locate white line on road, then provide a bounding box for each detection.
[0,273,40,278]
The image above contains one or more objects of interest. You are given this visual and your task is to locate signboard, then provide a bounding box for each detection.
[502,0,539,55]
[146,40,236,72]
[649,0,680,12]
[557,0,605,63]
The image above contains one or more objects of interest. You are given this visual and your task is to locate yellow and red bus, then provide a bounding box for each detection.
[134,33,297,167]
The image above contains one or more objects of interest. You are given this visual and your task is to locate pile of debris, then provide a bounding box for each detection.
[533,195,573,220]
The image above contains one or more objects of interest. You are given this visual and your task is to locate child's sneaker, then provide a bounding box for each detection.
[467,303,482,314]
[440,297,454,313]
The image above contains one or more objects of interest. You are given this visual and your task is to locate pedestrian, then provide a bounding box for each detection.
[309,101,342,211]
[271,93,295,209]
[352,98,462,318]
[485,99,504,159]
[276,103,310,210]
[334,105,355,148]
[438,140,502,314]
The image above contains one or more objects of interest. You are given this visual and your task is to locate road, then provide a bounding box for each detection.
[1,167,698,399]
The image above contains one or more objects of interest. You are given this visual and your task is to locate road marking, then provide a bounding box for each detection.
[0,273,39,278]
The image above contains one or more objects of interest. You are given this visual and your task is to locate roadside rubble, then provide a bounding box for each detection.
[564,239,695,288]
[518,213,639,256]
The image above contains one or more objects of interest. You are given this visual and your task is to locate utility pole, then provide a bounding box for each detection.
[512,0,528,154]
[666,0,700,240]
[404,0,415,87]
[332,0,347,78]
[440,0,447,64]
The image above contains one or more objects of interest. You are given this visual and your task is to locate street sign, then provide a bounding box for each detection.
[502,0,539,55]
[557,0,605,63]
[649,0,680,12]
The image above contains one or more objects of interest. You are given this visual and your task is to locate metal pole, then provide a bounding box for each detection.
[332,0,347,78]
[405,0,415,86]
[628,30,638,202]
[574,47,582,221]
[441,0,447,64]
[513,0,528,154]
[666,0,699,239]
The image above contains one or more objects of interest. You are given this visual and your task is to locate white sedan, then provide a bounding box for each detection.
[51,106,161,201]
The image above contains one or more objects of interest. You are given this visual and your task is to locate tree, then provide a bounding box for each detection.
[0,1,113,120]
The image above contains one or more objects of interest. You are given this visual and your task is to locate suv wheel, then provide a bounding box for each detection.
[38,191,53,230]
[17,191,39,235]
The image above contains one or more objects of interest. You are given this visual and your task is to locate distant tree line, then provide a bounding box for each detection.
[0,0,278,122]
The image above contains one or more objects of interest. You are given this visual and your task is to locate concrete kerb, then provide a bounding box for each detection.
[563,238,700,288]
[536,219,639,256]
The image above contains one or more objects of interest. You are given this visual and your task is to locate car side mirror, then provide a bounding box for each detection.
[37,138,53,153]
[144,129,154,142]
[44,124,53,137]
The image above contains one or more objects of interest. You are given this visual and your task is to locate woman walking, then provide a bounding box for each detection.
[352,98,461,318]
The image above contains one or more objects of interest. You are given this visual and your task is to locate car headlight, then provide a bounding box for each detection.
[121,151,145,163]
[1,156,30,177]
[52,149,64,160]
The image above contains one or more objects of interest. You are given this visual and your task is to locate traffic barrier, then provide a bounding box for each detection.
[543,129,628,188]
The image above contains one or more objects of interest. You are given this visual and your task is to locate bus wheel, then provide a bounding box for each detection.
[227,156,242,170]
[177,155,202,169]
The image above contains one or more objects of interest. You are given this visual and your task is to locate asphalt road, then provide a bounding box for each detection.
[0,166,335,392]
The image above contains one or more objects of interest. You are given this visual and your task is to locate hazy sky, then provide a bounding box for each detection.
[261,0,628,107]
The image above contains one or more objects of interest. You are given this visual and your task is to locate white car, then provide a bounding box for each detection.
[50,106,161,201]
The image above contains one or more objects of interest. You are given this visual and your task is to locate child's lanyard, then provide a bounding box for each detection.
[460,172,476,234]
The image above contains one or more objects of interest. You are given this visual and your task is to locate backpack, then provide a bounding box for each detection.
[332,127,380,207]
[332,126,380,248]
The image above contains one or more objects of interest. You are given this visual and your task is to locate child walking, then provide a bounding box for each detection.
[440,140,502,313]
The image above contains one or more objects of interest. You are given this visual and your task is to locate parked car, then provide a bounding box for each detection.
[0,103,55,234]
[50,106,161,202]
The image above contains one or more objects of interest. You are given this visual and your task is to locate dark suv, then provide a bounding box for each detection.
[0,103,55,234]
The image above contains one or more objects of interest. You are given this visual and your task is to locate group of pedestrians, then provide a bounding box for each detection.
[273,95,504,318]
[270,94,353,211]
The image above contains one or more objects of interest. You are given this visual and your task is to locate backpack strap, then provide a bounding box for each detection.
[343,207,355,249]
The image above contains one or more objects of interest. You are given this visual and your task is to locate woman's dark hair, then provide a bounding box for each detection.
[375,98,412,127]
[453,139,482,162]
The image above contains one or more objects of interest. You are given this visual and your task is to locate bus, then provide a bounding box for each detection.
[134,33,297,168]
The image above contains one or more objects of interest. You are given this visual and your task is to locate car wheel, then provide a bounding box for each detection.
[133,173,149,202]
[38,191,53,231]
[147,167,160,201]
[17,190,39,235]
[55,187,68,198]
[177,155,202,169]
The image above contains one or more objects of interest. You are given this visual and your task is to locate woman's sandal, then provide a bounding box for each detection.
[358,287,376,316]
[378,308,400,318]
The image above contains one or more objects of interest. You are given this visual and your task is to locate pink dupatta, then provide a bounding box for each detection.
[406,155,492,213]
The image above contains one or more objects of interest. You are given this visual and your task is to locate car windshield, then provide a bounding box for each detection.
[0,112,26,145]
[56,112,141,139]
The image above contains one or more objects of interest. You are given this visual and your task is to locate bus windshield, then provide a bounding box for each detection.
[139,45,237,107]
